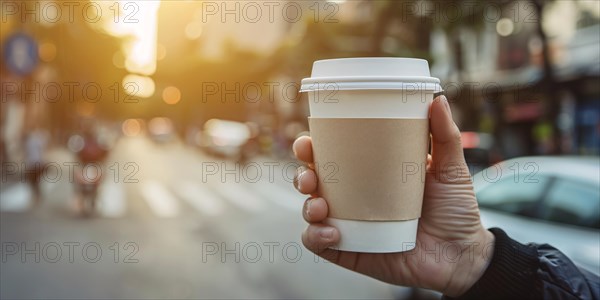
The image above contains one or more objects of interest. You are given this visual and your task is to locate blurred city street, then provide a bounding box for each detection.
[1,134,402,299]
[1,0,598,299]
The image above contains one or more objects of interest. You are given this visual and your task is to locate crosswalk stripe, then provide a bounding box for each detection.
[97,180,126,218]
[140,180,180,218]
[173,181,224,216]
[212,181,265,213]
[0,183,32,212]
[247,180,304,211]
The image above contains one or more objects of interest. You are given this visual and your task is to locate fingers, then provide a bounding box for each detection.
[294,137,341,259]
[301,197,337,258]
[293,136,317,194]
[301,222,367,275]
[294,166,318,194]
[302,197,328,223]
[301,223,340,253]
[429,95,470,183]
[292,136,313,163]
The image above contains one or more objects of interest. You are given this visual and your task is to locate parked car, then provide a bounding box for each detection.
[199,119,252,161]
[473,156,600,274]
[148,117,177,144]
[461,131,495,175]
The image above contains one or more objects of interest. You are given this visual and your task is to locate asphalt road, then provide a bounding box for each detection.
[0,136,410,299]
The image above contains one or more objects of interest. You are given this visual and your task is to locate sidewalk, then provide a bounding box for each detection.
[1,147,75,185]
[0,147,76,212]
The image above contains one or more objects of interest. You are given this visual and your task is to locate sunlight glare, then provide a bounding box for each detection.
[123,74,155,98]
[93,1,161,75]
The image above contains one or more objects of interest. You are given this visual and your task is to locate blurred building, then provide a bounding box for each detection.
[429,1,600,158]
[2,0,598,161]
[1,0,132,157]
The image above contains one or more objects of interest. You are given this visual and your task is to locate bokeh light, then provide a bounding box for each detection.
[162,86,181,105]
[496,18,515,37]
[122,74,155,98]
[38,42,56,62]
[148,117,173,135]
[67,134,85,153]
[76,102,96,117]
[112,51,125,69]
[157,43,167,60]
[122,119,142,137]
[184,20,203,40]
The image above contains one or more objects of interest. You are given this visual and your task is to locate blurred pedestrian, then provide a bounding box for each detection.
[0,135,6,163]
[73,125,108,216]
[24,127,48,204]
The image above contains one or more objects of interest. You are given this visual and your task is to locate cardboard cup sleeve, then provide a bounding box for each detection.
[309,118,429,221]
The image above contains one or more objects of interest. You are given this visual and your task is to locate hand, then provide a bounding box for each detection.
[292,95,495,297]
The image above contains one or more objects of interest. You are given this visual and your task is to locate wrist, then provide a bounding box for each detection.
[443,228,495,297]
[444,228,540,299]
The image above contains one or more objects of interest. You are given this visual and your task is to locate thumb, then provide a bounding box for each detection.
[429,95,470,183]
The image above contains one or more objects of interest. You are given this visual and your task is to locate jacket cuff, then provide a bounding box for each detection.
[448,228,539,300]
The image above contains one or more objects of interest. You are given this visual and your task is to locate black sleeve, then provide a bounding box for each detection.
[444,228,600,300]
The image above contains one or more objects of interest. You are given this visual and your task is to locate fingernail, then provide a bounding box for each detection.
[319,227,335,240]
[292,139,299,157]
[442,95,451,114]
[294,166,306,190]
[304,198,312,218]
[297,174,304,191]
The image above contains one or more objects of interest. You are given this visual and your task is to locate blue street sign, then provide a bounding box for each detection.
[3,32,39,76]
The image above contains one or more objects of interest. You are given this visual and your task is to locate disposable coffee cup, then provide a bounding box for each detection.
[300,58,441,253]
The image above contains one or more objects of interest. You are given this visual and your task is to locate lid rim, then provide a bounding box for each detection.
[303,57,440,92]
[299,82,443,92]
[313,57,429,63]
[301,76,440,84]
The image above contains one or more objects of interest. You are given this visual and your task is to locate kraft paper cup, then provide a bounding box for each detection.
[300,58,441,253]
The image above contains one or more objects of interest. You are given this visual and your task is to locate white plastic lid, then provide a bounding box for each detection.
[300,57,441,92]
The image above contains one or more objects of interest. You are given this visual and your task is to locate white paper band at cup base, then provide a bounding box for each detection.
[324,218,419,253]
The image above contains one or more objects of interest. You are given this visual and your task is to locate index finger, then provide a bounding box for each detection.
[292,136,314,163]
